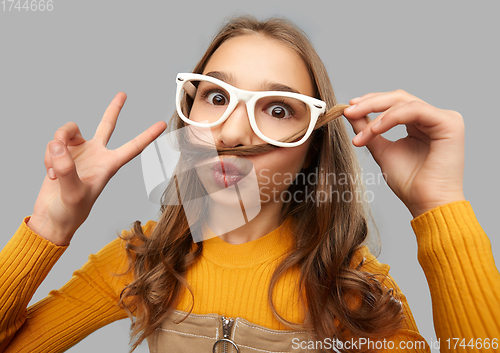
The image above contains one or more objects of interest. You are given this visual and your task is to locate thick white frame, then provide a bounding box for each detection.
[175,73,327,147]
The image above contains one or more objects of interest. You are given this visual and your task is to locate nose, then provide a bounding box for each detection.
[215,102,254,147]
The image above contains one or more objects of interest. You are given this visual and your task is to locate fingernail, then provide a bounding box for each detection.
[353,130,363,142]
[372,120,382,129]
[49,141,64,157]
[48,168,55,179]
[345,104,356,112]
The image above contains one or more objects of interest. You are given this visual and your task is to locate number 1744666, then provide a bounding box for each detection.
[1,0,53,11]
[446,338,498,350]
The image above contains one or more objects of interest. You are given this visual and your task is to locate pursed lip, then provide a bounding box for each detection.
[210,157,251,188]
[211,159,243,176]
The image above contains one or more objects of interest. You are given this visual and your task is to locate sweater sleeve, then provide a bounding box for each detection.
[411,200,500,352]
[0,216,156,353]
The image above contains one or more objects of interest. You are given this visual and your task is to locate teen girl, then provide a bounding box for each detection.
[1,16,499,353]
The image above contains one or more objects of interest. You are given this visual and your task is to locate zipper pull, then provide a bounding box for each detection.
[212,316,239,353]
[222,316,233,338]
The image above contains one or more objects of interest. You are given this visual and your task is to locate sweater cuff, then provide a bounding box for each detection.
[21,216,70,249]
[412,200,478,254]
[410,200,473,235]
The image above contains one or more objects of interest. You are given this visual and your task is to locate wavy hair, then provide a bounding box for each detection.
[115,15,403,353]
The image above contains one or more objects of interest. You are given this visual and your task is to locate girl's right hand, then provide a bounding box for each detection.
[26,92,167,246]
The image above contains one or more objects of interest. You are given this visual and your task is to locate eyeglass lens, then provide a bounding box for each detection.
[180,79,312,143]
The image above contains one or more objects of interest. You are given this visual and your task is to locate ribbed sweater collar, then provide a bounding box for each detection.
[199,218,294,268]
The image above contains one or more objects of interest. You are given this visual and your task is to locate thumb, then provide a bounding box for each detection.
[49,140,85,201]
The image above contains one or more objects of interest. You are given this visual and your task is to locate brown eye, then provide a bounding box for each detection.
[207,92,228,106]
[266,105,291,119]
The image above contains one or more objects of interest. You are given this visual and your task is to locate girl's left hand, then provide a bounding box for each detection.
[343,89,466,218]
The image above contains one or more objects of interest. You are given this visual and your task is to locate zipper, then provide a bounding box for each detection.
[212,316,239,353]
[221,316,233,353]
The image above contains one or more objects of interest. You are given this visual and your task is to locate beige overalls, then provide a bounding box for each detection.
[146,309,317,353]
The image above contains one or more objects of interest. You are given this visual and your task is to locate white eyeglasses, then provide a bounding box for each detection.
[175,73,326,147]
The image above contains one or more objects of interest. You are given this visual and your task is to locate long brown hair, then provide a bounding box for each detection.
[115,15,403,353]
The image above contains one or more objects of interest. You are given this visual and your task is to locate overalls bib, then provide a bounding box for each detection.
[146,309,317,353]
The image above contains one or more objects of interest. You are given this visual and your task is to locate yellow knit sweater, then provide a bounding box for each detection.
[0,201,499,352]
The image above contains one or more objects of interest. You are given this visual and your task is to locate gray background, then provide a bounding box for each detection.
[1,1,498,352]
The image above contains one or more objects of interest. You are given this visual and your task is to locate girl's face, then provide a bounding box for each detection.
[194,34,316,211]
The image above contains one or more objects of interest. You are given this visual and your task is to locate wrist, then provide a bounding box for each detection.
[27,215,74,246]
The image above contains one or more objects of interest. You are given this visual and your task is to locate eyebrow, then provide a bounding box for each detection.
[264,82,300,94]
[205,71,234,83]
[204,71,302,94]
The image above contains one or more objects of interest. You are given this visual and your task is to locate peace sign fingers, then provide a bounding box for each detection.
[93,92,128,146]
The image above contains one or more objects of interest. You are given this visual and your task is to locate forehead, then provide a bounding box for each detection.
[202,34,314,97]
